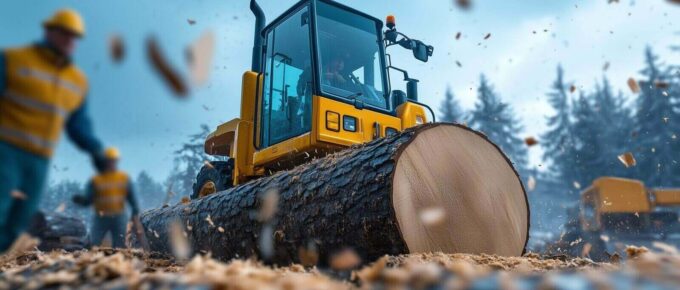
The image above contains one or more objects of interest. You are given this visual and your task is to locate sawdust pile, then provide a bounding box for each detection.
[1,246,679,289]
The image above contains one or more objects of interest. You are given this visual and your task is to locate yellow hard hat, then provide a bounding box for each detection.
[43,9,85,37]
[104,147,121,160]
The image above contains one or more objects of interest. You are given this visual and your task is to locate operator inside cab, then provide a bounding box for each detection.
[316,1,388,109]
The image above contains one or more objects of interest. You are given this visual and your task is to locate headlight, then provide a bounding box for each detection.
[326,111,340,132]
[415,115,424,125]
[343,116,357,132]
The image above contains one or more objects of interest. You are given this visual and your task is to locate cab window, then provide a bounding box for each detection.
[260,7,313,148]
[316,1,388,110]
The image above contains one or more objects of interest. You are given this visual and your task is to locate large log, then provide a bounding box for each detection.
[140,124,529,265]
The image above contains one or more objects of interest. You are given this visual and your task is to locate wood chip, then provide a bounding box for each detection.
[55,203,66,213]
[218,226,225,233]
[109,34,125,63]
[654,80,669,89]
[258,189,279,222]
[627,77,640,93]
[419,207,446,227]
[618,152,636,168]
[652,241,678,254]
[203,161,214,169]
[181,196,191,205]
[581,242,592,257]
[187,19,196,25]
[454,0,472,10]
[484,33,491,40]
[602,62,610,71]
[455,32,462,40]
[527,176,536,192]
[205,214,215,227]
[169,221,191,260]
[298,243,319,266]
[186,31,215,86]
[10,190,27,200]
[329,248,361,270]
[524,137,538,147]
[147,37,189,97]
[570,85,576,93]
[573,181,581,189]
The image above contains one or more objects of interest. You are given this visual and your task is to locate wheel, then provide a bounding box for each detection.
[191,159,234,199]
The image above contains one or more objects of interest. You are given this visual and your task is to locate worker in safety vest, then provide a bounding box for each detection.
[0,9,108,251]
[72,147,140,248]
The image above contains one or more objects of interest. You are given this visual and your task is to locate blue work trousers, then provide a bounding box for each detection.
[0,141,49,251]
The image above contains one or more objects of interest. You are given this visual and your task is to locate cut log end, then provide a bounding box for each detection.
[392,124,529,256]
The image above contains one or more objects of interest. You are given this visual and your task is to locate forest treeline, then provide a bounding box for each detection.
[42,47,679,216]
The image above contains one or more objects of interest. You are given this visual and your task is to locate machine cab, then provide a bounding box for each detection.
[201,0,432,191]
[257,0,391,149]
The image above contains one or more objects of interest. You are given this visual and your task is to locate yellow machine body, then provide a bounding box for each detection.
[205,72,429,185]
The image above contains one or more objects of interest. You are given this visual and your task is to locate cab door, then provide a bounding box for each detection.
[259,6,314,149]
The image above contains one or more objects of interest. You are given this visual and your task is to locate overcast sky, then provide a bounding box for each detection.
[1,0,678,185]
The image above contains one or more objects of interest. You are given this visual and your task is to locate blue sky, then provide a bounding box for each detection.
[1,0,678,184]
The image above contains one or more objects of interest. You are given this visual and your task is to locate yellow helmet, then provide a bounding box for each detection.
[104,147,121,160]
[43,9,85,37]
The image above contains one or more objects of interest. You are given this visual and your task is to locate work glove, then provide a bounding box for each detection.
[72,194,87,205]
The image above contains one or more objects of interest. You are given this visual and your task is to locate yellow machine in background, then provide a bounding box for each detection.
[193,0,435,198]
[554,177,680,260]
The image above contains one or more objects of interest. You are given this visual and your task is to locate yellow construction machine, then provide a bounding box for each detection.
[558,177,680,260]
[192,0,437,198]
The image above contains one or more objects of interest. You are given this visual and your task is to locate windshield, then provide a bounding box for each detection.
[316,1,388,110]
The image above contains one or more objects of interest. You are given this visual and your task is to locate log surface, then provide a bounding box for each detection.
[140,124,529,265]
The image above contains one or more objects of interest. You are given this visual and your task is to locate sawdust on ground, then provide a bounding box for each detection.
[1,246,678,289]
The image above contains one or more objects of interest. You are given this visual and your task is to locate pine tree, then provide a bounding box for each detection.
[135,171,165,210]
[570,92,603,186]
[468,75,528,172]
[592,77,634,179]
[541,65,576,188]
[439,86,464,123]
[633,47,679,186]
[166,124,212,201]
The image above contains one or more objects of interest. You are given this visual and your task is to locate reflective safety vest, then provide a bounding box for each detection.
[92,171,130,216]
[0,45,87,157]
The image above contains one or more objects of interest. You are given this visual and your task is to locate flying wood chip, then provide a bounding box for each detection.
[186,31,215,86]
[570,85,576,93]
[617,152,636,168]
[187,19,196,25]
[484,33,491,40]
[329,248,361,270]
[654,81,670,89]
[454,0,472,10]
[455,32,462,40]
[146,37,189,97]
[10,190,27,200]
[524,137,538,147]
[627,78,640,94]
[527,176,536,192]
[109,34,125,63]
[419,207,446,227]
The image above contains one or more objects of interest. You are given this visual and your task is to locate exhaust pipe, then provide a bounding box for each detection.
[250,0,266,72]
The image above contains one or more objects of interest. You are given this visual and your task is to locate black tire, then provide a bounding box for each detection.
[191,159,234,199]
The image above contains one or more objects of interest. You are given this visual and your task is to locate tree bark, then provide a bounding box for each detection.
[140,124,529,265]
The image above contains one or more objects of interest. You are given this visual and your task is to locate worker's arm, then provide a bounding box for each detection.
[66,98,106,170]
[127,180,141,216]
[73,181,95,206]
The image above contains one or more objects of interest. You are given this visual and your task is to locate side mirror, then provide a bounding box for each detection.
[412,40,433,63]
